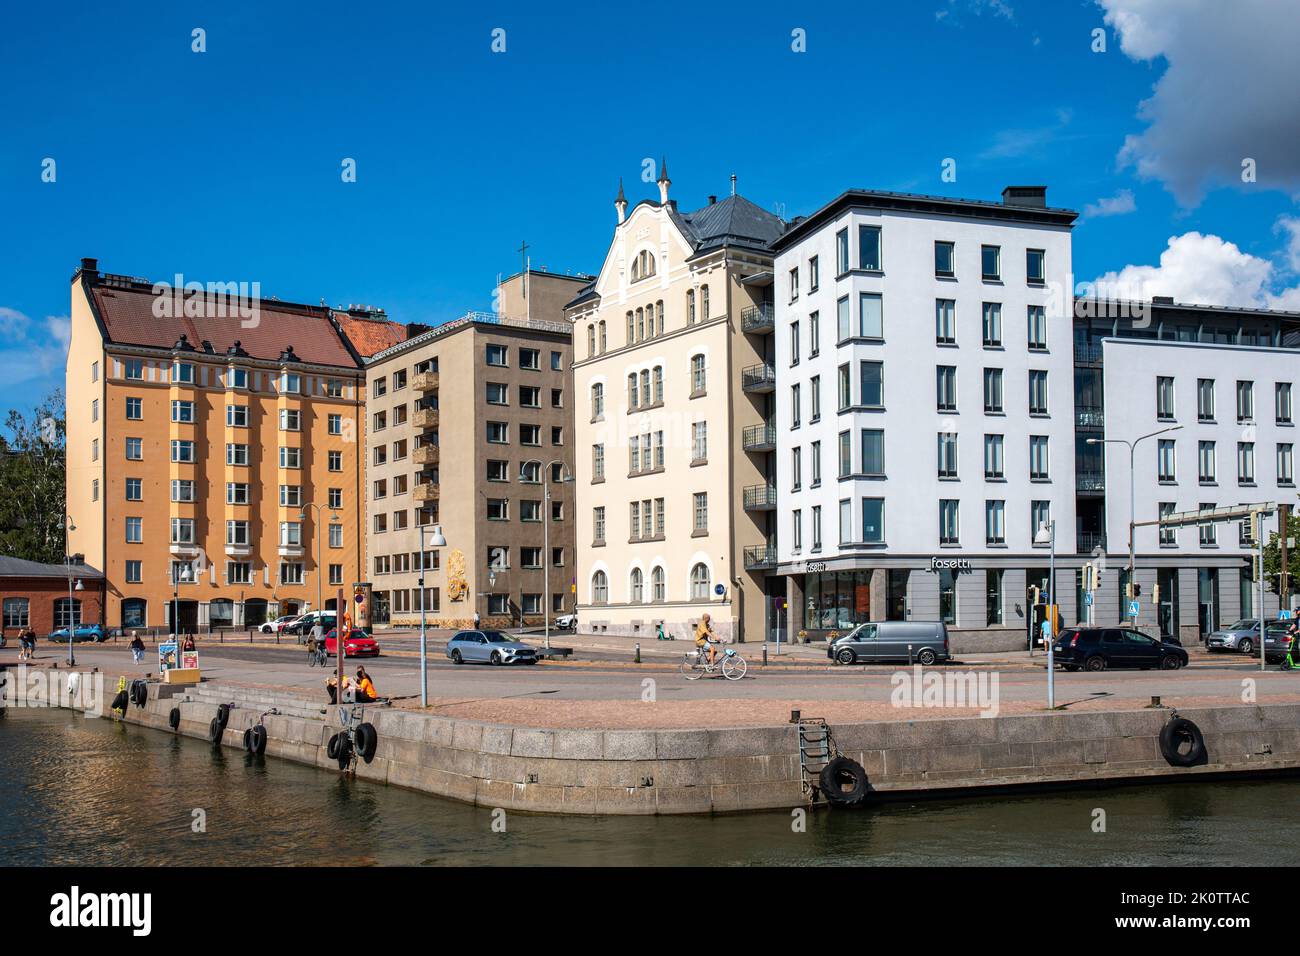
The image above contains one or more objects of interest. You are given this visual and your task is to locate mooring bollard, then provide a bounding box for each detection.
[634,643,641,664]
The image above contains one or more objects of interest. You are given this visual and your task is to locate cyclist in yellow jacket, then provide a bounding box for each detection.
[694,613,718,667]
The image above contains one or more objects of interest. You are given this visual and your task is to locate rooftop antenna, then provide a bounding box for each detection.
[730,173,737,196]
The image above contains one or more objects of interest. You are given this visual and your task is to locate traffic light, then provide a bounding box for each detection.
[1029,585,1041,606]
[1094,564,1103,588]
[1132,583,1142,597]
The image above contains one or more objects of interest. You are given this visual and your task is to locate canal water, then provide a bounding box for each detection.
[2,708,1296,866]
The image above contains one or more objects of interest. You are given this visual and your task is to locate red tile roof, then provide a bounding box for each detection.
[334,312,407,357]
[88,281,361,368]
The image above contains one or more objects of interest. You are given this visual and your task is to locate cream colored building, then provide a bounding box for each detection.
[567,169,787,642]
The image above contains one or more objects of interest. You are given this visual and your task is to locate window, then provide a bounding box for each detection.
[227,404,249,428]
[486,382,508,405]
[693,492,708,533]
[936,366,957,412]
[1237,380,1255,423]
[789,321,800,365]
[1198,440,1217,484]
[861,429,884,476]
[171,440,195,463]
[837,296,850,341]
[125,397,142,420]
[985,500,1006,545]
[809,311,820,356]
[372,376,388,398]
[592,444,605,481]
[1026,249,1045,283]
[838,431,852,478]
[1029,370,1049,415]
[692,422,707,462]
[1238,442,1255,484]
[935,241,955,277]
[858,293,883,339]
[1031,501,1051,539]
[1026,305,1047,350]
[811,440,822,486]
[171,517,195,545]
[839,499,853,544]
[1198,379,1215,421]
[1158,439,1177,482]
[628,568,644,604]
[1199,503,1217,546]
[227,443,249,466]
[226,520,250,547]
[325,378,342,397]
[591,383,604,420]
[170,479,195,502]
[986,570,1004,625]
[1277,383,1293,424]
[279,446,301,469]
[690,563,711,600]
[862,498,884,543]
[126,517,143,543]
[1157,376,1175,420]
[328,414,343,435]
[981,244,1000,280]
[792,509,802,551]
[91,439,98,461]
[487,421,508,444]
[982,303,1002,347]
[172,362,194,384]
[791,384,801,428]
[691,354,706,394]
[551,351,562,371]
[1280,443,1295,485]
[788,267,799,302]
[810,376,821,422]
[984,368,1004,413]
[860,361,883,407]
[486,344,508,367]
[328,450,342,472]
[937,433,958,478]
[54,598,82,628]
[125,478,142,501]
[520,423,541,446]
[126,437,142,460]
[935,299,956,344]
[279,521,302,547]
[700,286,710,319]
[836,228,849,274]
[281,372,301,394]
[1159,502,1177,545]
[1029,436,1050,480]
[91,399,98,422]
[551,388,563,408]
[812,505,822,550]
[984,434,1005,479]
[124,359,144,380]
[520,348,540,370]
[487,498,509,521]
[939,500,960,545]
[521,500,542,523]
[125,561,142,584]
[858,224,881,271]
[839,364,851,410]
[280,563,304,585]
[593,506,606,543]
[4,597,30,628]
[591,570,608,604]
[170,400,194,423]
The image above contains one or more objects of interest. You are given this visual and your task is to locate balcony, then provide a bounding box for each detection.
[412,444,439,465]
[1077,532,1107,554]
[743,482,777,511]
[413,407,439,429]
[742,422,777,453]
[743,545,777,571]
[741,303,775,334]
[412,371,439,391]
[1074,343,1103,365]
[1076,470,1105,493]
[413,482,440,502]
[1076,406,1105,429]
[741,363,777,393]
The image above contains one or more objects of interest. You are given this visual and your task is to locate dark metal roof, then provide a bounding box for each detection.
[0,555,104,579]
[675,195,788,254]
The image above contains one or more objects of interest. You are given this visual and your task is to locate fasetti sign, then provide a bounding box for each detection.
[929,557,972,572]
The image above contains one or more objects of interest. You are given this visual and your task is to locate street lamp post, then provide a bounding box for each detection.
[64,516,78,667]
[1087,425,1183,625]
[1035,518,1056,709]
[299,503,340,622]
[520,459,573,651]
[418,522,447,708]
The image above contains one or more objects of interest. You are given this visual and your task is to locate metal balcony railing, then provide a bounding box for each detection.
[741,363,777,392]
[743,545,777,570]
[743,482,777,511]
[741,303,775,334]
[1074,343,1103,364]
[1076,470,1105,492]
[742,422,777,452]
[1077,532,1107,554]
[1076,407,1105,428]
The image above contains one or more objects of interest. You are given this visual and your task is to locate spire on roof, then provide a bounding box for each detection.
[615,177,628,224]
[657,158,671,205]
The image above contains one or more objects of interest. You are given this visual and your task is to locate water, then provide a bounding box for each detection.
[2,708,1296,866]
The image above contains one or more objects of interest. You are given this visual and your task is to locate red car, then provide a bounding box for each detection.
[323,628,380,658]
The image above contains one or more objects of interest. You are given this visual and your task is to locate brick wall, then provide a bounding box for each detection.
[0,576,106,638]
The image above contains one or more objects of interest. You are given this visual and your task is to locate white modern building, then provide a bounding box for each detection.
[770,187,1078,650]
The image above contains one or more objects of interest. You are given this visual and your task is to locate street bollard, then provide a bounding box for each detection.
[634,643,640,664]
[908,643,914,666]
[762,644,768,667]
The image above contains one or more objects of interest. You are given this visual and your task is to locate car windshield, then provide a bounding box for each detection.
[483,631,514,643]
[1227,620,1259,630]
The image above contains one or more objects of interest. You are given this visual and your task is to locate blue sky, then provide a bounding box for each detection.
[2,0,1298,419]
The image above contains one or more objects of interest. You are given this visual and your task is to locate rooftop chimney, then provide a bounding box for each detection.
[1152,295,1175,305]
[708,195,717,205]
[79,257,99,279]
[1002,186,1047,208]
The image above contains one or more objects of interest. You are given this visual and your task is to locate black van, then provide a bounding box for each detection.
[1052,627,1188,672]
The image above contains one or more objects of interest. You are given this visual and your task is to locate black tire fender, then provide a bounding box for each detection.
[819,755,869,807]
[168,707,181,730]
[250,725,267,755]
[327,733,342,760]
[355,722,378,763]
[208,717,223,744]
[335,735,353,770]
[216,704,231,729]
[132,681,148,708]
[1159,717,1206,767]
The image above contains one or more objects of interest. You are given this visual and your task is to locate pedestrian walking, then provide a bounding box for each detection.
[473,611,481,629]
[19,627,36,661]
[129,631,145,665]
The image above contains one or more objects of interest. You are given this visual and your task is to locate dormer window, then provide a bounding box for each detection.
[630,249,656,282]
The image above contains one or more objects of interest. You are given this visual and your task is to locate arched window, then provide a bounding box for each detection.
[630,568,644,604]
[591,383,604,419]
[656,300,665,336]
[592,570,609,605]
[651,566,665,603]
[587,324,596,357]
[639,370,650,404]
[690,563,711,601]
[598,321,607,352]
[653,366,664,404]
[636,307,644,341]
[626,311,635,344]
[631,250,656,281]
[209,598,234,628]
[3,596,30,628]
[686,289,696,324]
[700,284,710,319]
[54,597,82,628]
[121,598,147,629]
[645,303,655,338]
[628,373,639,408]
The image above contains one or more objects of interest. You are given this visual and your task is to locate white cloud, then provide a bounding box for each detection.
[979,108,1073,160]
[1099,0,1300,205]
[1082,189,1137,219]
[936,0,1015,23]
[0,307,71,387]
[1092,226,1300,310]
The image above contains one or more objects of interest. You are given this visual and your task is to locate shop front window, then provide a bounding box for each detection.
[802,570,873,630]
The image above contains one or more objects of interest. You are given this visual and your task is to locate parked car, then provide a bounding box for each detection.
[445,630,538,665]
[286,612,337,641]
[47,623,106,643]
[552,613,577,630]
[1053,627,1188,671]
[323,628,379,658]
[1206,619,1271,655]
[260,614,302,635]
[828,621,950,665]
[1264,621,1297,664]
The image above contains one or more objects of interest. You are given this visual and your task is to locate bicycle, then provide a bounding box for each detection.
[307,643,328,667]
[680,645,747,681]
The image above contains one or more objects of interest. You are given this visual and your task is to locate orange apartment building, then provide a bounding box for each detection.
[65,258,405,632]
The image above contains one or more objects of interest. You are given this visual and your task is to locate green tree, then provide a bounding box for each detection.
[0,389,66,564]
[1263,509,1300,600]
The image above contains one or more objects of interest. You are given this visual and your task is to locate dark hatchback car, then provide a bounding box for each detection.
[1052,627,1188,672]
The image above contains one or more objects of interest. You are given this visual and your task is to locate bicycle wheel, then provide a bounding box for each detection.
[680,656,703,680]
[722,655,748,681]
[308,650,318,667]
